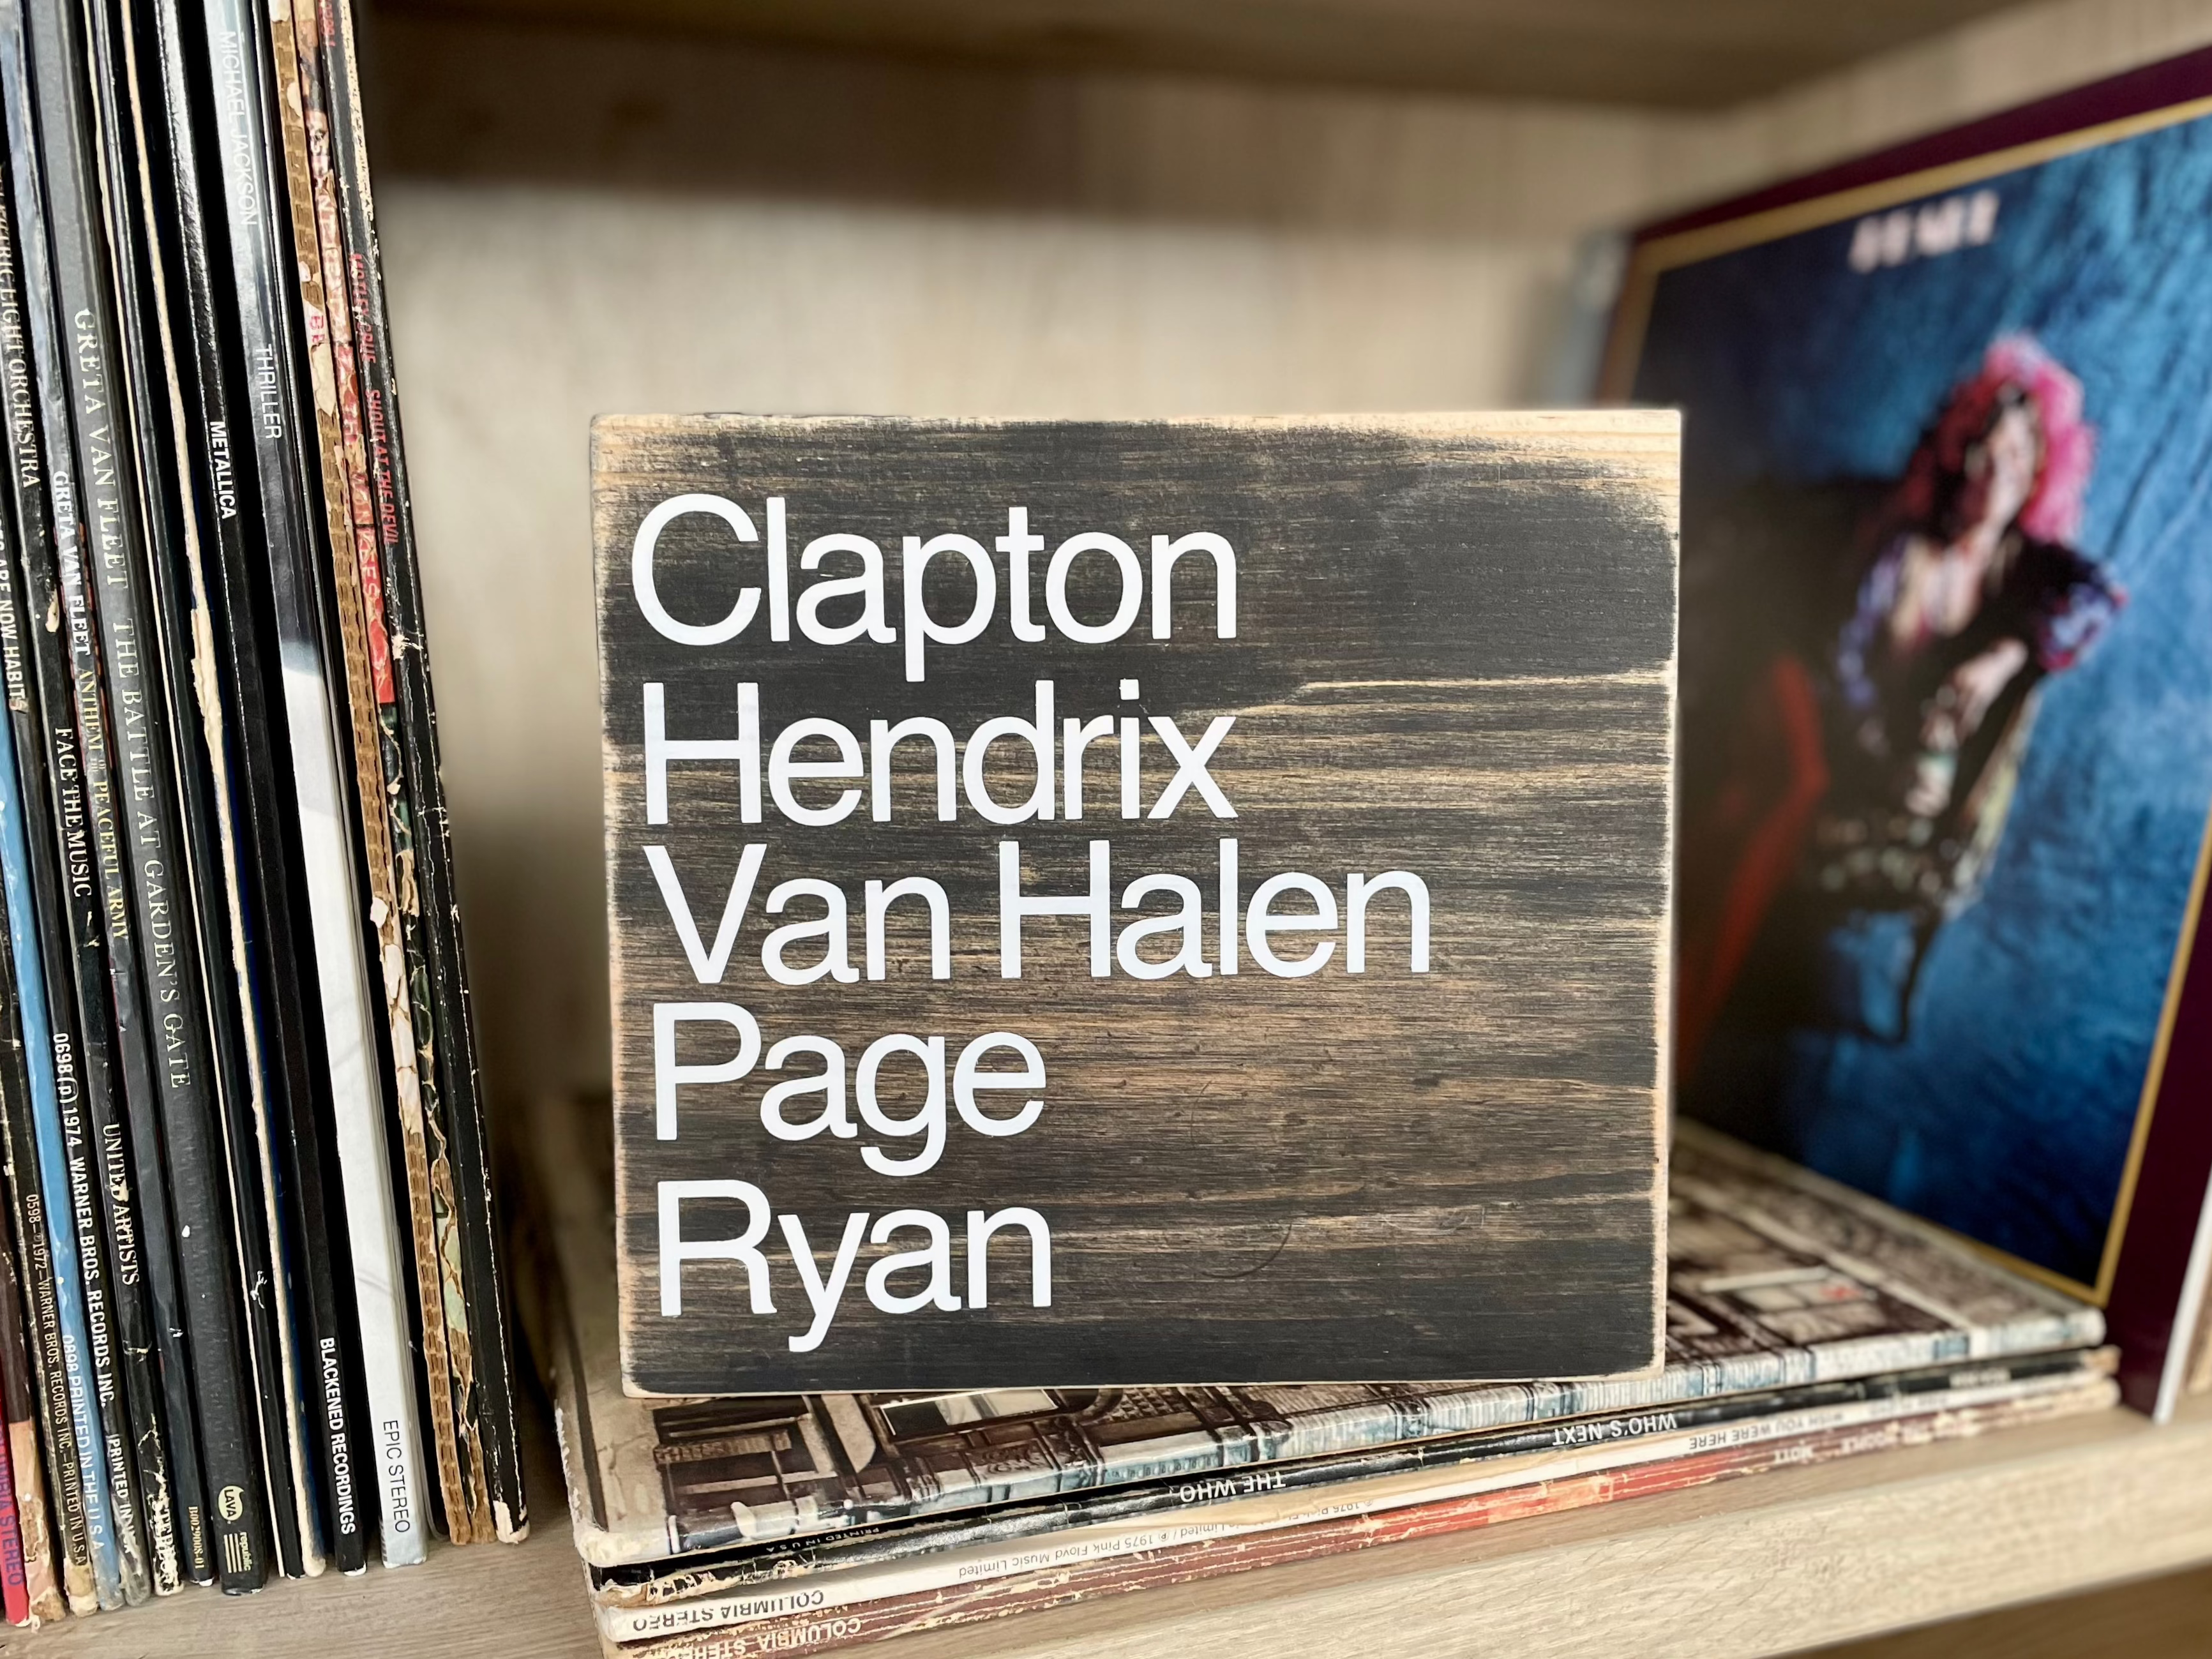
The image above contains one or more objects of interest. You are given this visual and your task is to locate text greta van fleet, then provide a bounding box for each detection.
[628,493,1438,1353]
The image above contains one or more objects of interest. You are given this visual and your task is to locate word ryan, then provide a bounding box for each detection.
[634,495,1435,1354]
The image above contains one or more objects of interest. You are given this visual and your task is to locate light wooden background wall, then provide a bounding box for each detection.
[363,0,2212,1112]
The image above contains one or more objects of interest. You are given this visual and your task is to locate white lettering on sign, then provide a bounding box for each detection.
[631,497,1434,1354]
[633,499,1237,680]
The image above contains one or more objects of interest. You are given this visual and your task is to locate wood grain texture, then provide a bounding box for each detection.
[595,412,1676,1393]
[375,0,2033,109]
[1815,1562,2212,1657]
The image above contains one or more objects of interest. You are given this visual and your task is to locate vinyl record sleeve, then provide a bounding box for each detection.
[148,0,342,1579]
[24,0,218,1586]
[0,79,124,1609]
[597,1346,2109,1640]
[79,0,304,1584]
[0,706,64,1625]
[112,0,294,1588]
[1602,43,2212,1420]
[257,0,428,1565]
[0,209,85,1617]
[0,976,67,1626]
[314,0,527,1542]
[610,1379,2119,1659]
[195,0,373,1574]
[3,0,160,1599]
[0,1408,24,1624]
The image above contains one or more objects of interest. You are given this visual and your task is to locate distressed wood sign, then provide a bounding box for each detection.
[596,412,1679,1395]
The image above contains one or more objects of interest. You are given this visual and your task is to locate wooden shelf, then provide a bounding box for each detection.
[32,0,2203,1649]
[10,1392,2211,1655]
[377,0,2030,108]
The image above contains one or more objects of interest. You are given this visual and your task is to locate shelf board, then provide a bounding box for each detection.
[9,1393,2211,1655]
[0,1393,596,1657]
[374,0,2029,109]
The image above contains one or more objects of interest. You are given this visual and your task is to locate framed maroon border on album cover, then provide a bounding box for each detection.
[1605,46,2212,1418]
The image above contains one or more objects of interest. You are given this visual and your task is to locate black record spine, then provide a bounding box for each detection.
[87,0,274,1590]
[0,245,82,1614]
[0,0,152,1604]
[0,259,80,1619]
[192,0,368,1576]
[129,0,309,1584]
[139,0,321,1580]
[0,980,73,1619]
[19,0,193,1594]
[0,78,124,1613]
[0,827,65,1622]
[317,0,527,1543]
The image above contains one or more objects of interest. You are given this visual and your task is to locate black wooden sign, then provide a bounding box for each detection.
[596,413,1678,1395]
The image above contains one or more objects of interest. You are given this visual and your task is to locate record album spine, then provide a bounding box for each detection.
[0,1387,24,1623]
[611,1349,2103,1611]
[630,1383,2119,1659]
[0,308,75,1620]
[0,1067,63,1624]
[197,0,374,1577]
[0,1071,80,1618]
[0,626,110,1610]
[0,88,112,1619]
[606,1360,2106,1644]
[0,953,59,1621]
[610,1289,2107,1556]
[91,0,278,1590]
[253,0,422,1569]
[264,0,433,1562]
[21,0,205,1593]
[0,0,148,1604]
[126,0,306,1582]
[139,0,322,1581]
[292,0,472,1546]
[0,1019,75,1619]
[319,0,525,1545]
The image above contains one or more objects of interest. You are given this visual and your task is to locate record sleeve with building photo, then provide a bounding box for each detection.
[516,1089,2118,1658]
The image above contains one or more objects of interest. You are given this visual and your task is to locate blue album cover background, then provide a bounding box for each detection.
[1638,115,2212,1289]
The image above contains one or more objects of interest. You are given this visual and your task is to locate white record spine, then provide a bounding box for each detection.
[282,657,426,1565]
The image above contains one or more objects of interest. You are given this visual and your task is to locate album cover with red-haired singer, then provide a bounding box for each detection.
[1600,48,2212,1418]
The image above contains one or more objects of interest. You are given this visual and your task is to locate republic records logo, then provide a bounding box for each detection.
[219,1484,246,1523]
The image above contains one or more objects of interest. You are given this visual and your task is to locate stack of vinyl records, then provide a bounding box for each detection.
[0,0,522,1623]
[520,1092,2118,1659]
